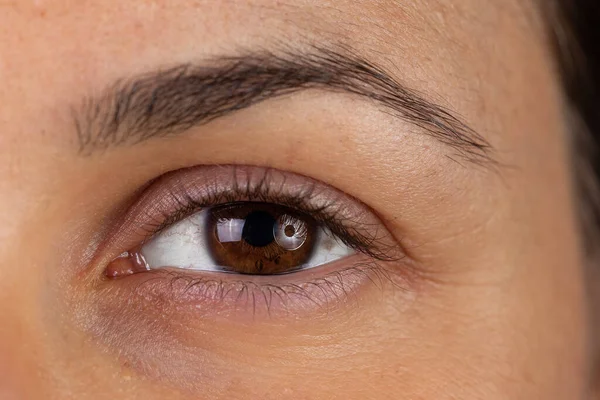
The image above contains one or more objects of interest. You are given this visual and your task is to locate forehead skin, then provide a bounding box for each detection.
[0,1,589,400]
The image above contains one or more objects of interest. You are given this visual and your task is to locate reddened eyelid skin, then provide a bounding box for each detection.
[92,165,404,276]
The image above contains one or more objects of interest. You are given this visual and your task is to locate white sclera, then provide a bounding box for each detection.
[141,211,220,271]
[141,209,354,271]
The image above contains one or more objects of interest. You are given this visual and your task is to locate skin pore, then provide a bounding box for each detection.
[0,1,591,399]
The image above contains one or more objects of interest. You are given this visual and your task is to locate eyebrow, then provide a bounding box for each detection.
[73,46,493,164]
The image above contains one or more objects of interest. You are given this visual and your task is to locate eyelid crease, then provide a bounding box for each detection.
[99,165,404,274]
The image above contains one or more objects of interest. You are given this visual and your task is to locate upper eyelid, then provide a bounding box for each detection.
[152,168,401,260]
[97,165,404,269]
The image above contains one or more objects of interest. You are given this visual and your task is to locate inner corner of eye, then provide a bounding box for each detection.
[104,251,150,278]
[106,202,355,279]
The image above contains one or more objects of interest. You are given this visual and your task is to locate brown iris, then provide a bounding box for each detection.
[207,203,317,274]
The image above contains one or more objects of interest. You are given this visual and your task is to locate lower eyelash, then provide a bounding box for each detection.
[123,260,408,318]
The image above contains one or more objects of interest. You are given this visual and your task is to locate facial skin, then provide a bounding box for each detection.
[0,1,591,399]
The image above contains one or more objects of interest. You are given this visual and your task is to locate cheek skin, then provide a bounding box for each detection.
[70,262,419,395]
[0,311,36,399]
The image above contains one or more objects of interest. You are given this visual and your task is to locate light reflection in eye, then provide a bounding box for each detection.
[215,218,245,243]
[273,214,308,251]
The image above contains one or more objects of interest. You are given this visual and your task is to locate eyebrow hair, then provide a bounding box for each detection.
[73,46,493,164]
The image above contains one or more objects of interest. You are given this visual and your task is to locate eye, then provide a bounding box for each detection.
[107,202,353,277]
[101,165,405,315]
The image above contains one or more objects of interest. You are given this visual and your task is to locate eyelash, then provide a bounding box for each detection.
[139,168,400,263]
[100,166,411,317]
[125,259,405,317]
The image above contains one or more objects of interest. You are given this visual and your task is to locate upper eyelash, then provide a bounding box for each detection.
[140,168,402,262]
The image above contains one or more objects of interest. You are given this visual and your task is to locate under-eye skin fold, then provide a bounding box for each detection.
[101,165,408,316]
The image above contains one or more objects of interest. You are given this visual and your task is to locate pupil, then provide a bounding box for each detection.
[284,225,295,237]
[242,211,276,247]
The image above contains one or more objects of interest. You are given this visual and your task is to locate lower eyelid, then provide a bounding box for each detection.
[104,256,403,319]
